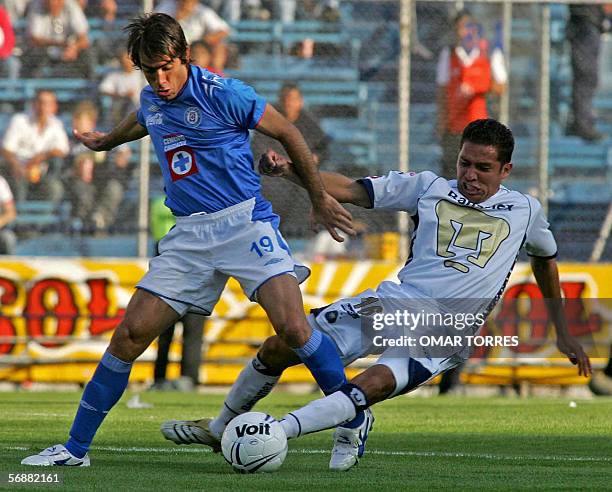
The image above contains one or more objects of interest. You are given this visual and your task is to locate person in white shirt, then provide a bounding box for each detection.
[156,0,229,73]
[99,47,145,127]
[25,0,91,76]
[0,90,69,203]
[0,174,17,254]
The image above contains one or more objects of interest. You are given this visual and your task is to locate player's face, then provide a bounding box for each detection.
[456,141,512,203]
[140,52,189,101]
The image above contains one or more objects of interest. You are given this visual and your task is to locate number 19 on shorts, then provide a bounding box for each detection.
[250,236,275,257]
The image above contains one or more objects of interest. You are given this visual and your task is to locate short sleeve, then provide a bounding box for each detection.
[2,114,23,154]
[99,73,118,94]
[69,2,89,35]
[525,196,557,258]
[202,6,230,33]
[0,176,13,203]
[357,170,439,214]
[490,48,508,85]
[214,77,266,129]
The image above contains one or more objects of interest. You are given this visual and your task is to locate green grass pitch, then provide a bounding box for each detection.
[0,391,611,491]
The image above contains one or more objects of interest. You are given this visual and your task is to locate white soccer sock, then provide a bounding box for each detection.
[280,391,356,439]
[209,358,280,439]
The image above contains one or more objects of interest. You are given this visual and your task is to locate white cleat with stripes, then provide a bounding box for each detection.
[21,444,90,467]
[160,418,221,452]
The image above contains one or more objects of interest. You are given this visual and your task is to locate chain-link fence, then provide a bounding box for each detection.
[0,0,609,260]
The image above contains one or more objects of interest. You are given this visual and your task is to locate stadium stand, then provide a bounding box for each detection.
[0,1,608,261]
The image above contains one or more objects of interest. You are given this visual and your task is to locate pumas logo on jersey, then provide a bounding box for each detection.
[184,107,203,127]
[165,146,199,181]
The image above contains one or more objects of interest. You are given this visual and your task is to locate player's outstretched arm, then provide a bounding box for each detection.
[73,111,148,152]
[530,256,592,376]
[256,105,355,241]
[259,150,372,208]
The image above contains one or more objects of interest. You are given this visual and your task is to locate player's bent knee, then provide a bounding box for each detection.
[258,336,300,372]
[108,321,150,362]
[272,315,311,348]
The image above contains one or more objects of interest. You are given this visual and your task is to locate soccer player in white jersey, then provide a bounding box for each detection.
[22,13,356,467]
[160,119,591,471]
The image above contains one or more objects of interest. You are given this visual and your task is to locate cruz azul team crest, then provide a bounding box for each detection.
[184,106,203,127]
[163,134,199,181]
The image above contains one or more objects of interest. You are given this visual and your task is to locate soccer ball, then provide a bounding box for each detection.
[221,412,288,473]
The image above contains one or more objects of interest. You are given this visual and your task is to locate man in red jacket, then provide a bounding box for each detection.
[437,10,492,178]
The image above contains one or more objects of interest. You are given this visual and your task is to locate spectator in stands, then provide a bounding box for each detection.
[252,82,329,166]
[79,0,117,21]
[0,90,68,203]
[83,0,119,66]
[0,3,17,79]
[0,173,17,255]
[68,100,100,226]
[566,4,612,142]
[190,39,224,74]
[436,10,493,178]
[205,0,270,23]
[24,0,91,77]
[149,195,205,391]
[156,0,230,73]
[99,46,145,127]
[69,100,133,231]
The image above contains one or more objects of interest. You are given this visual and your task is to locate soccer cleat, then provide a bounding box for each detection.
[329,408,374,471]
[21,445,90,467]
[160,418,222,453]
[588,372,612,396]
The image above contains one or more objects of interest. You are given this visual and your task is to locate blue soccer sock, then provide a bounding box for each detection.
[341,410,365,429]
[65,351,132,458]
[293,329,346,395]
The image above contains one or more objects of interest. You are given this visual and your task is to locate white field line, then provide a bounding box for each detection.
[4,445,610,463]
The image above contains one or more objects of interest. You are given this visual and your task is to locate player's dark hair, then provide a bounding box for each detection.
[124,13,189,69]
[460,118,514,164]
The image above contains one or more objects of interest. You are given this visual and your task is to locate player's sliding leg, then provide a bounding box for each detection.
[257,275,359,402]
[22,290,180,467]
[280,359,434,471]
[161,336,300,450]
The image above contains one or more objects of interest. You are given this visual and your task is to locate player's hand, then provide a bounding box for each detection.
[557,335,592,377]
[73,128,110,152]
[258,150,292,177]
[310,192,355,243]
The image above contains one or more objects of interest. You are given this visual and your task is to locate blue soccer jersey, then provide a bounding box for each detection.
[137,64,274,220]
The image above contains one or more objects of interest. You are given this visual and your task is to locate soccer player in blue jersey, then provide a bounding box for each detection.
[22,13,356,467]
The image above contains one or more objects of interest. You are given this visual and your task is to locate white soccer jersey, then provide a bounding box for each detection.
[360,171,557,301]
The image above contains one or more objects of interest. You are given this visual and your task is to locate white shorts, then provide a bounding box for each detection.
[138,198,310,316]
[309,288,464,396]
